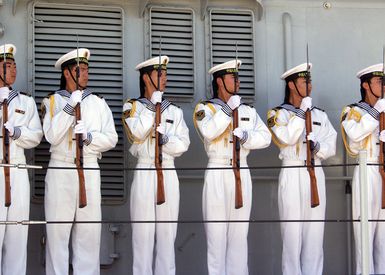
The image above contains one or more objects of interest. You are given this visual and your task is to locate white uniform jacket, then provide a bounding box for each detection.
[123,97,190,160]
[341,101,381,159]
[0,89,43,160]
[267,103,336,162]
[194,98,271,159]
[42,89,118,159]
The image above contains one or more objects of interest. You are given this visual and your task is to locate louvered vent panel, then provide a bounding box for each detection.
[32,4,125,202]
[209,10,255,96]
[149,7,194,96]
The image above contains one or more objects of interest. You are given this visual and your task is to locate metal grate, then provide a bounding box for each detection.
[209,9,255,96]
[147,7,195,96]
[31,3,125,202]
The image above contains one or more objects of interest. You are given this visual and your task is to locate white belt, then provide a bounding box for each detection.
[282,159,321,166]
[137,158,174,166]
[50,154,98,164]
[208,157,247,166]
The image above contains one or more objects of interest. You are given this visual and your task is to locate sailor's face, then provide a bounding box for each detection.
[294,77,312,97]
[368,76,384,98]
[222,73,240,93]
[150,69,167,91]
[0,59,17,86]
[69,63,89,88]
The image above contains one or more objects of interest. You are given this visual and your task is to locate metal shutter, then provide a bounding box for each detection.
[208,9,255,96]
[146,7,195,97]
[31,3,125,203]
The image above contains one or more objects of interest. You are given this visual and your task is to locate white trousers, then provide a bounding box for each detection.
[0,161,30,275]
[45,159,101,275]
[130,160,179,275]
[278,161,326,275]
[203,160,252,275]
[352,165,385,275]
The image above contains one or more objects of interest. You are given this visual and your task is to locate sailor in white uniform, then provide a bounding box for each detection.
[194,60,271,275]
[122,56,190,275]
[341,63,385,275]
[42,48,118,275]
[267,63,336,275]
[0,43,43,275]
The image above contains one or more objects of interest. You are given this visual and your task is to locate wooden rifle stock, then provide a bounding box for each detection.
[75,104,87,208]
[155,103,165,205]
[2,99,10,207]
[233,108,243,209]
[379,112,385,209]
[305,110,319,208]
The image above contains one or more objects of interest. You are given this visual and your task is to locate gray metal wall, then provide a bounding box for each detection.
[1,0,383,274]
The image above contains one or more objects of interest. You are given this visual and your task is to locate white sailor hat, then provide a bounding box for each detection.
[0,44,17,60]
[135,56,169,72]
[281,63,312,81]
[55,48,91,70]
[209,59,242,77]
[356,63,384,80]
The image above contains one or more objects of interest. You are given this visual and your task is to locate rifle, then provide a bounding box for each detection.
[233,42,243,209]
[2,44,10,207]
[75,36,87,208]
[155,36,165,205]
[305,44,319,208]
[379,46,385,209]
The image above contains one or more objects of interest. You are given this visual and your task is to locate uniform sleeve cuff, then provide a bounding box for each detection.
[160,134,169,145]
[312,141,320,156]
[84,132,92,146]
[11,127,21,140]
[63,103,75,116]
[240,131,248,145]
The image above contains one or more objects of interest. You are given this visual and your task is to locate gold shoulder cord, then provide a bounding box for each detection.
[267,109,288,149]
[340,106,368,158]
[122,99,144,144]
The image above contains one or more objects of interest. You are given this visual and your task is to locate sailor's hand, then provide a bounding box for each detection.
[227,95,241,110]
[156,123,166,135]
[233,127,244,139]
[69,90,82,107]
[307,132,317,143]
[4,121,14,136]
[300,96,312,111]
[380,130,385,142]
[374,98,385,113]
[74,120,87,140]
[151,91,163,105]
[0,87,10,103]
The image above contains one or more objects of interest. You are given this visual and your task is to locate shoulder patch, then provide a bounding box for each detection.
[44,92,55,98]
[313,106,325,112]
[195,110,205,121]
[93,93,104,99]
[20,91,31,97]
[171,102,181,108]
[241,102,254,108]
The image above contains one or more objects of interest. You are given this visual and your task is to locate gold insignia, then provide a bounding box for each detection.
[195,110,205,121]
[15,109,25,114]
[267,116,275,128]
[123,109,131,119]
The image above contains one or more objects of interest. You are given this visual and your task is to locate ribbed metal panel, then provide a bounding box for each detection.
[149,7,194,96]
[32,4,125,202]
[209,9,255,96]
